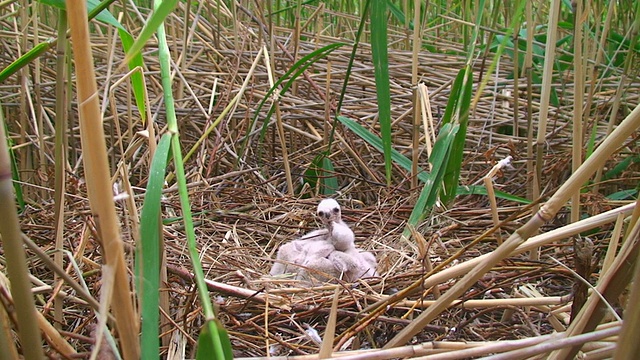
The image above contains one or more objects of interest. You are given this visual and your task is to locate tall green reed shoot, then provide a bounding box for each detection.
[125,0,232,357]
[370,0,393,185]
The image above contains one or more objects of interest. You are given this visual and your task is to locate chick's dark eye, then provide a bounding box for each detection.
[318,211,326,218]
[332,208,339,214]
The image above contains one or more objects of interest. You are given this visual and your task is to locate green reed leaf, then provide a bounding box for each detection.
[371,0,393,185]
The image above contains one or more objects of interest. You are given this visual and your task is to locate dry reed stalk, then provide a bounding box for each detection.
[417,84,435,163]
[319,286,340,358]
[65,0,139,358]
[482,156,514,245]
[52,7,69,334]
[614,213,640,359]
[237,322,618,360]
[571,0,585,225]
[590,0,618,192]
[389,295,568,309]
[0,107,43,357]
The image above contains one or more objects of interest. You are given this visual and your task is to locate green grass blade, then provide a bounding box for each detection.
[370,0,393,185]
[196,320,233,360]
[138,133,171,360]
[404,123,459,238]
[86,0,125,30]
[119,30,147,123]
[37,0,123,30]
[386,0,412,30]
[585,117,598,160]
[302,167,318,191]
[339,115,524,202]
[456,185,531,204]
[0,40,54,83]
[151,0,232,354]
[440,68,466,127]
[5,0,147,124]
[256,45,345,143]
[606,189,637,201]
[238,43,345,159]
[300,154,338,196]
[603,154,640,181]
[440,66,473,205]
[172,134,231,357]
[423,123,460,208]
[320,156,339,195]
[338,115,429,182]
[123,0,180,64]
[2,0,124,83]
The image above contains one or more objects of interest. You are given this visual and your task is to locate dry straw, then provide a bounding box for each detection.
[1,0,639,357]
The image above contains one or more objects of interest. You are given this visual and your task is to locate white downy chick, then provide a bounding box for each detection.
[317,199,377,281]
[270,240,305,276]
[345,248,378,279]
[316,199,356,251]
[271,199,378,282]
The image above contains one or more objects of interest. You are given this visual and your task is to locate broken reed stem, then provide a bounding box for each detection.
[388,296,568,309]
[482,176,501,243]
[319,286,340,359]
[548,218,640,359]
[418,83,435,163]
[484,156,514,245]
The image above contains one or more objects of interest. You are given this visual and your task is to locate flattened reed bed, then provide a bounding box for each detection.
[1,3,638,357]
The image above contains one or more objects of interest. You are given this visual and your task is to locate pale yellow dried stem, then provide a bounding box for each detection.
[52,7,68,332]
[530,0,561,261]
[388,296,567,309]
[319,286,340,358]
[0,272,21,359]
[613,219,640,359]
[37,308,76,357]
[601,212,625,274]
[417,84,435,163]
[65,1,139,358]
[571,0,584,224]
